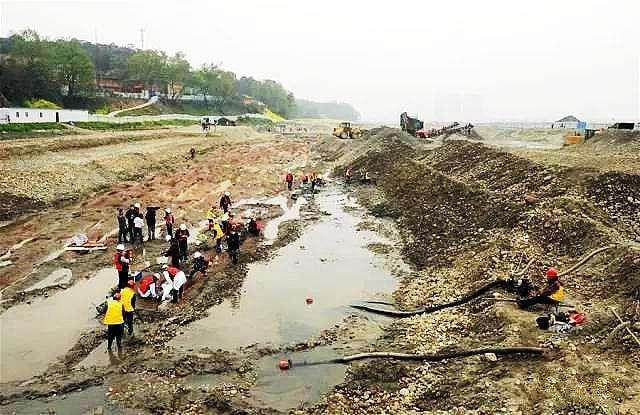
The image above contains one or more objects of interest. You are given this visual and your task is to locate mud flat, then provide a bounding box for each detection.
[0,268,116,383]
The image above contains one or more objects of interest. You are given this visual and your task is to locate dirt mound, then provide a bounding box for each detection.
[0,192,47,220]
[423,140,569,196]
[587,129,640,146]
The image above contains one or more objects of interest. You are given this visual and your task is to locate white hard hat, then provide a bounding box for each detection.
[153,273,161,279]
[165,235,172,242]
[193,252,201,258]
[224,191,230,196]
[134,203,141,208]
[165,208,171,213]
[116,244,125,251]
[162,264,168,270]
[180,224,187,230]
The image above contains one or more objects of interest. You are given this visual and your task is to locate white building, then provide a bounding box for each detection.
[0,107,89,124]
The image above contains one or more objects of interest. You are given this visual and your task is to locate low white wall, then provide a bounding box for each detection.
[0,108,88,124]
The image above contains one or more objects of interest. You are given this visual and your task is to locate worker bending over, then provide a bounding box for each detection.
[518,267,565,309]
[189,252,208,279]
[138,273,159,299]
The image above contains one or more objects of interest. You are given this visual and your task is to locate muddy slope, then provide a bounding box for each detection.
[311,131,640,414]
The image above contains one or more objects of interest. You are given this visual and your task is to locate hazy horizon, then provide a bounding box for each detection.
[1,0,639,123]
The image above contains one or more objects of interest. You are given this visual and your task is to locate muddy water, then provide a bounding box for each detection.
[0,268,116,383]
[171,188,397,351]
[236,194,306,243]
[0,386,117,414]
[251,347,347,412]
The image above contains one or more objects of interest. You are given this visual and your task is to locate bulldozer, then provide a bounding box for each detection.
[333,122,365,139]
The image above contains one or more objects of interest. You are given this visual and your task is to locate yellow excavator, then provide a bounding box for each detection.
[332,122,366,139]
[564,129,597,145]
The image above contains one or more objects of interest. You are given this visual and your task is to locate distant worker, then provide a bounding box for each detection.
[117,208,128,243]
[210,220,224,253]
[133,213,145,245]
[247,217,260,236]
[164,208,175,238]
[145,207,157,241]
[227,226,241,265]
[189,252,208,279]
[189,147,196,160]
[103,292,125,353]
[125,204,136,244]
[285,172,294,191]
[163,234,181,267]
[113,244,131,289]
[517,267,565,309]
[138,273,159,299]
[176,224,190,261]
[345,167,353,184]
[220,191,232,213]
[121,280,136,335]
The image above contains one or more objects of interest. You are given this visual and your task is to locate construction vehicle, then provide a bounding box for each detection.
[333,122,366,139]
[400,112,424,136]
[563,129,598,145]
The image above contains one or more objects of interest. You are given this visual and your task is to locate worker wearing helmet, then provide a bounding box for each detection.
[175,224,190,261]
[120,280,137,335]
[189,251,208,279]
[103,292,125,353]
[220,191,232,213]
[138,273,159,299]
[163,265,187,303]
[163,233,181,267]
[113,244,131,289]
[517,267,565,309]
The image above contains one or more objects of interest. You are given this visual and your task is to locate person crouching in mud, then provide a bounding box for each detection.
[517,267,565,309]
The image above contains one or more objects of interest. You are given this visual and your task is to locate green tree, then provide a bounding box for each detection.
[53,39,95,97]
[189,64,220,105]
[127,50,167,96]
[213,69,236,104]
[0,30,61,104]
[164,52,190,102]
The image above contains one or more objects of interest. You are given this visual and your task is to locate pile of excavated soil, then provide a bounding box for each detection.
[310,127,640,414]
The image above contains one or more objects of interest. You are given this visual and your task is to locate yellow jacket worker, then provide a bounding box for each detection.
[103,292,125,353]
[120,280,136,336]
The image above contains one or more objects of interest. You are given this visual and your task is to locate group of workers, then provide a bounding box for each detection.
[117,204,160,245]
[106,191,255,352]
[285,172,324,192]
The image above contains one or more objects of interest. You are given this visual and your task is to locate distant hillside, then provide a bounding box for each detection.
[294,99,360,121]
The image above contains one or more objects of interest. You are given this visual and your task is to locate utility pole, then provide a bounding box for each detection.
[140,27,145,50]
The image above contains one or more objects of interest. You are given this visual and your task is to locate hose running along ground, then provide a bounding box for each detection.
[294,346,546,367]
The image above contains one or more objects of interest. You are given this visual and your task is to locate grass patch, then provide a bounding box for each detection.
[0,123,66,133]
[74,119,198,130]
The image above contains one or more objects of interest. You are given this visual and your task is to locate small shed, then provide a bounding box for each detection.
[554,115,581,129]
[0,107,89,124]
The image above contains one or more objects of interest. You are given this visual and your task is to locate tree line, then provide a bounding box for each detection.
[0,30,296,116]
[0,30,360,120]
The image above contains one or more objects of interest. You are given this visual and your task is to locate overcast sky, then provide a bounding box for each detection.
[1,0,639,123]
